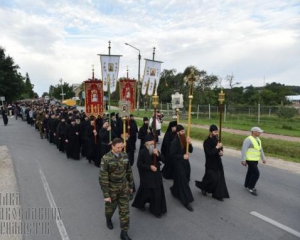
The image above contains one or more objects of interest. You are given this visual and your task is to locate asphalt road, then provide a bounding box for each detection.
[0,117,299,240]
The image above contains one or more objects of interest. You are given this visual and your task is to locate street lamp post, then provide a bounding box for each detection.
[125,43,141,116]
[59,78,65,101]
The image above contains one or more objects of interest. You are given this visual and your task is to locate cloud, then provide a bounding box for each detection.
[0,0,299,96]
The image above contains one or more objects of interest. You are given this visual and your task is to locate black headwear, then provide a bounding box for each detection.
[145,134,154,142]
[169,121,177,128]
[143,117,149,121]
[176,124,184,132]
[209,124,218,132]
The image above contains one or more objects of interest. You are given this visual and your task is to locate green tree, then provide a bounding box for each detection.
[42,92,49,97]
[23,73,35,99]
[51,82,75,100]
[0,47,25,102]
[182,66,219,105]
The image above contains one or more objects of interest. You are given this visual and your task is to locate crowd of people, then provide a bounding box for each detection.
[1,101,267,240]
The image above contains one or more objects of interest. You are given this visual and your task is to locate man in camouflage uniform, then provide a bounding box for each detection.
[36,109,45,139]
[99,138,134,240]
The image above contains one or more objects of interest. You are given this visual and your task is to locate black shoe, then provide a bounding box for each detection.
[184,204,194,212]
[201,189,207,196]
[248,188,258,196]
[106,219,113,229]
[120,231,132,240]
[213,196,224,201]
[155,214,162,218]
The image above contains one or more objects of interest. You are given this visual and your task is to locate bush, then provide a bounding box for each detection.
[276,106,297,119]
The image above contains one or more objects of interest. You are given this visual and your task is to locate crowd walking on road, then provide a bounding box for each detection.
[2,99,269,240]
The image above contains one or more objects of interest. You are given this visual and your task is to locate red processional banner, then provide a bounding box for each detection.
[84,80,104,117]
[119,79,136,112]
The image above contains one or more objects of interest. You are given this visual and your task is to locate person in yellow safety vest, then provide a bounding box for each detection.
[241,126,267,196]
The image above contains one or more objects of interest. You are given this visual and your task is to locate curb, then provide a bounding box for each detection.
[0,146,22,240]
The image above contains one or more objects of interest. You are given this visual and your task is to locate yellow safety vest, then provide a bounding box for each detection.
[245,136,262,161]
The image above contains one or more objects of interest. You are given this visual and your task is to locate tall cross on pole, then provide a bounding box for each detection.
[184,67,198,154]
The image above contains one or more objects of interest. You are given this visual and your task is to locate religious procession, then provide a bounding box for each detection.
[1,43,269,240]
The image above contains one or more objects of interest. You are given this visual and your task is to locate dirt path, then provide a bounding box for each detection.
[197,124,300,142]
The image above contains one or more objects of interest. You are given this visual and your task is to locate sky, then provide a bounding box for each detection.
[0,0,300,96]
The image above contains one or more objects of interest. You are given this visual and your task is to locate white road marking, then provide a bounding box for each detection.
[250,211,300,238]
[39,165,70,240]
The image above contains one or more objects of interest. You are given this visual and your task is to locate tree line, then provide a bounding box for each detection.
[1,47,299,106]
[0,47,38,102]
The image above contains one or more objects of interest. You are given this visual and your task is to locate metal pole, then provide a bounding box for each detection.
[60,78,64,101]
[224,104,227,122]
[197,104,199,119]
[258,103,260,124]
[108,41,112,142]
[125,43,141,116]
[137,52,141,116]
[209,104,211,119]
[219,104,223,142]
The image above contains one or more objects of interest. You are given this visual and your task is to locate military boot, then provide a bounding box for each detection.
[120,230,132,240]
[106,219,113,229]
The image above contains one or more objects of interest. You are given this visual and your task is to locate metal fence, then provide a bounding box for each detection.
[150,103,299,124]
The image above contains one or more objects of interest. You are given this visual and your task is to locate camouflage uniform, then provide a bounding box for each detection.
[99,151,134,232]
[36,112,45,138]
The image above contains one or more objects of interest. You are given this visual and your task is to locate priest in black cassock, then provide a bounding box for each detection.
[195,124,230,201]
[170,125,194,211]
[65,118,80,160]
[132,134,167,218]
[161,120,177,179]
[138,117,150,151]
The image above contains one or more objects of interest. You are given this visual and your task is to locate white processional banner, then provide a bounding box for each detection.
[100,55,121,93]
[141,59,162,95]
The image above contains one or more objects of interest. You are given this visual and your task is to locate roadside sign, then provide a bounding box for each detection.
[0,96,5,101]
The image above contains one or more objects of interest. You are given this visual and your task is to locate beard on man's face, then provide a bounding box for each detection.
[178,133,187,149]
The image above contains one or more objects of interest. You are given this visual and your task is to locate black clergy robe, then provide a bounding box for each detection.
[161,131,177,179]
[132,148,167,216]
[65,124,80,160]
[195,136,230,199]
[170,136,194,205]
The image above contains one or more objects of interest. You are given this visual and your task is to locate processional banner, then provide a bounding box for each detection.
[141,59,162,95]
[100,55,121,93]
[119,79,136,112]
[84,80,104,117]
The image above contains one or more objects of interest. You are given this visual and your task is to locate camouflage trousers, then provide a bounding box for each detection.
[105,182,130,231]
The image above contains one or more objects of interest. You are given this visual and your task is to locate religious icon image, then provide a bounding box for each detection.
[175,98,180,105]
[91,89,98,102]
[125,87,131,99]
[150,68,156,76]
[122,105,127,112]
[108,63,114,72]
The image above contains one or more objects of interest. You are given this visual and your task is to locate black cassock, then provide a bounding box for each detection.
[80,120,91,157]
[85,124,101,167]
[132,148,167,216]
[57,122,67,152]
[1,110,8,126]
[170,136,194,205]
[138,124,149,151]
[161,131,177,179]
[65,124,80,160]
[99,127,116,159]
[195,136,229,199]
